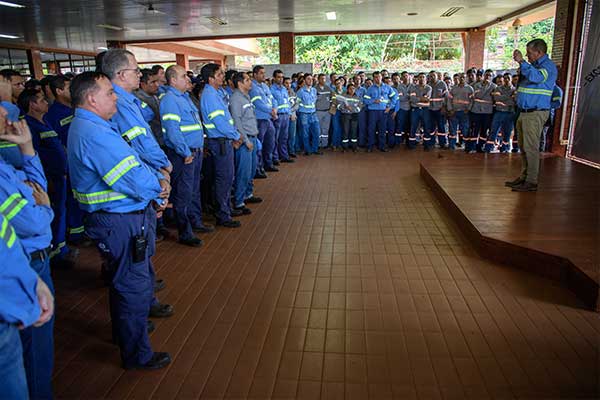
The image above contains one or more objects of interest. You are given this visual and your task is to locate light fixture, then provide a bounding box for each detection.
[440,7,464,17]
[326,11,337,20]
[97,23,126,31]
[0,33,20,39]
[0,1,25,8]
[407,12,418,16]
[97,46,108,51]
[207,16,227,26]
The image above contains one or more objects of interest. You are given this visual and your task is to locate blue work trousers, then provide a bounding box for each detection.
[234,136,258,207]
[206,139,235,223]
[298,112,320,154]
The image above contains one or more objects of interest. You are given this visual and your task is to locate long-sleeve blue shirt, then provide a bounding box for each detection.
[0,156,53,254]
[25,115,67,178]
[363,83,396,111]
[111,84,170,172]
[67,108,162,213]
[270,84,291,114]
[159,85,205,158]
[296,86,317,114]
[0,102,24,168]
[200,85,240,140]
[0,213,41,327]
[45,101,73,147]
[516,54,558,110]
[249,80,276,120]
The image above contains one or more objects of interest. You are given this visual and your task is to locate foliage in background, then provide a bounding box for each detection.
[256,33,464,74]
[485,18,555,69]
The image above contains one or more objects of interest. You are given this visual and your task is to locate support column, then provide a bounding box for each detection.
[176,53,189,70]
[462,29,486,70]
[279,32,295,64]
[27,49,44,79]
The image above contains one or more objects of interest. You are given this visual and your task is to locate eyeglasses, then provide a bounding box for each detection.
[119,68,141,75]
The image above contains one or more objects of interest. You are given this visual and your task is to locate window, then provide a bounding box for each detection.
[0,47,31,77]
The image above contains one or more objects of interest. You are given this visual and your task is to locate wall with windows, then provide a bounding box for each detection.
[0,47,31,76]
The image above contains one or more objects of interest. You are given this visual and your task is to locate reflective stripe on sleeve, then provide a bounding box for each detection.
[162,113,181,122]
[208,110,225,120]
[102,155,140,186]
[73,189,128,205]
[0,216,17,248]
[39,130,58,139]
[0,193,28,221]
[180,124,203,132]
[122,126,146,141]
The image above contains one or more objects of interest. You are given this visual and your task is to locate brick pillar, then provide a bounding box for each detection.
[279,32,295,64]
[462,29,486,70]
[27,49,44,79]
[176,53,189,70]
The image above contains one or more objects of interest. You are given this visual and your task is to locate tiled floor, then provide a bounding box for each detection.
[52,149,600,399]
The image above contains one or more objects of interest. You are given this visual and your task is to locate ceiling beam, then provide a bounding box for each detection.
[131,43,225,60]
[477,0,555,30]
[121,27,469,45]
[0,41,96,57]
[186,40,257,56]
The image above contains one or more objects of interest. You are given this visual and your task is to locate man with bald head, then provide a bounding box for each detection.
[160,65,213,247]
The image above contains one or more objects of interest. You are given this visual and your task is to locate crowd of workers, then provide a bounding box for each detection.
[0,37,557,399]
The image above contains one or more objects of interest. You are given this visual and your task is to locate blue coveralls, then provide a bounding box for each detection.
[67,108,163,368]
[200,85,240,223]
[331,89,344,148]
[296,86,321,154]
[0,213,42,400]
[385,86,399,146]
[25,115,70,263]
[364,83,396,150]
[270,83,291,161]
[249,80,276,168]
[0,154,55,400]
[355,86,369,147]
[159,86,205,240]
[45,101,85,242]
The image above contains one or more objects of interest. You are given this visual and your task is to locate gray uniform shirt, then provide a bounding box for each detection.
[395,83,411,111]
[315,84,332,111]
[492,85,516,112]
[471,81,497,114]
[337,93,363,114]
[134,89,163,146]
[429,80,448,111]
[287,88,299,117]
[409,84,432,108]
[229,89,259,144]
[447,85,474,112]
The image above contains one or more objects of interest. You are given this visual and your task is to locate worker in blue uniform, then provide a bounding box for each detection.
[102,49,174,316]
[161,64,215,245]
[270,69,294,163]
[44,75,85,244]
[382,76,399,148]
[506,39,557,192]
[19,88,80,273]
[364,71,395,152]
[296,75,321,155]
[200,64,242,228]
[1,73,25,168]
[354,77,368,148]
[0,104,56,400]
[250,65,278,172]
[0,212,54,400]
[67,71,171,370]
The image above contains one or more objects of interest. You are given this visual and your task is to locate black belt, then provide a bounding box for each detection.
[207,138,232,142]
[93,206,147,215]
[519,108,549,113]
[30,247,51,262]
[412,107,429,110]
[189,147,202,152]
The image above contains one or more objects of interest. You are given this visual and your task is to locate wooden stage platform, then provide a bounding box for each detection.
[421,153,599,310]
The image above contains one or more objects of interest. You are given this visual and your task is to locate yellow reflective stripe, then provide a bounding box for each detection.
[73,189,127,205]
[158,93,166,99]
[102,155,140,186]
[69,226,85,234]
[552,97,561,101]
[39,130,58,139]
[203,123,216,129]
[277,104,289,109]
[162,113,181,122]
[389,92,396,97]
[60,115,74,126]
[0,141,17,149]
[48,241,66,258]
[180,124,202,132]
[229,119,234,125]
[363,95,372,99]
[250,96,261,103]
[122,126,146,141]
[380,99,389,103]
[0,193,28,221]
[540,69,548,82]
[141,102,148,108]
[517,87,552,96]
[302,104,315,108]
[208,109,225,120]
[0,217,17,248]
